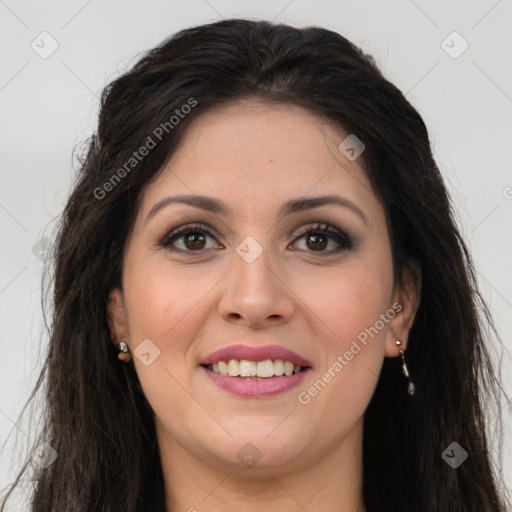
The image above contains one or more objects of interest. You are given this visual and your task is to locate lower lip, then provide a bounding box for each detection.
[201,366,311,398]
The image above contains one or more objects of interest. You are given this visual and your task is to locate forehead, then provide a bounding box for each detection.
[139,100,379,224]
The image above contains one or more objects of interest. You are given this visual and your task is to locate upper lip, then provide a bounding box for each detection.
[201,344,313,367]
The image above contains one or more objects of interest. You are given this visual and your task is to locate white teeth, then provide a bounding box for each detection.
[257,359,274,378]
[227,359,240,376]
[239,360,257,377]
[274,359,284,376]
[218,361,228,376]
[208,359,305,378]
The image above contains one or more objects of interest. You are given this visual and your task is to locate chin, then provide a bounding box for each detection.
[201,425,309,471]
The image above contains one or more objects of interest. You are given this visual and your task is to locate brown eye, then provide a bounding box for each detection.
[159,223,220,252]
[305,233,328,251]
[183,231,206,250]
[292,223,353,254]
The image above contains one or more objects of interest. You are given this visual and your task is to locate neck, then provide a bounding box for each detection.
[159,418,366,512]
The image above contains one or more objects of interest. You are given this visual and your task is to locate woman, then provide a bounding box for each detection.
[1,18,510,511]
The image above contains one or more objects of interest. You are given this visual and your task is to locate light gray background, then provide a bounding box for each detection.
[1,0,511,507]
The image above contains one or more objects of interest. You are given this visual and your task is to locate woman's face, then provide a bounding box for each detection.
[109,100,418,475]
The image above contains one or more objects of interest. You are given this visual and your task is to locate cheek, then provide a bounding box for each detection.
[124,258,218,344]
[294,261,391,417]
[299,259,392,347]
[120,260,212,397]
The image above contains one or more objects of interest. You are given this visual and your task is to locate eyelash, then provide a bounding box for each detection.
[158,222,354,255]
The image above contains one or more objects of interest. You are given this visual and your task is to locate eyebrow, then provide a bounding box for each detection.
[145,194,368,225]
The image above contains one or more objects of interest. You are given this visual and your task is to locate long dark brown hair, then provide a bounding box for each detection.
[1,18,510,512]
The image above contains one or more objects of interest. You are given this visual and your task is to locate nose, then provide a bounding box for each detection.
[218,246,295,329]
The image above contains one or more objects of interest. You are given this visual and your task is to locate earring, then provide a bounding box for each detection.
[395,340,415,395]
[117,341,132,363]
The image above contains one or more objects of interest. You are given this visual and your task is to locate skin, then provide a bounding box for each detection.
[108,99,421,512]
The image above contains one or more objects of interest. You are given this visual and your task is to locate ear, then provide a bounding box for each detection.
[107,288,130,347]
[384,259,422,357]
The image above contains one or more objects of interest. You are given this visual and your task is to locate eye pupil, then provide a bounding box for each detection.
[306,233,328,251]
[185,232,206,250]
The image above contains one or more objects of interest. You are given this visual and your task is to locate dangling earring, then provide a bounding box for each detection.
[117,341,132,363]
[395,340,415,395]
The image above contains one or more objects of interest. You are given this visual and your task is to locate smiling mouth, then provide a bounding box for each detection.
[201,359,310,379]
